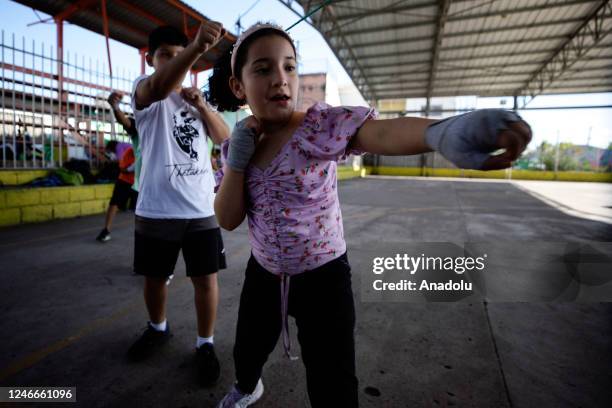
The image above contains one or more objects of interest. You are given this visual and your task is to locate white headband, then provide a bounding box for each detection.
[230,23,288,76]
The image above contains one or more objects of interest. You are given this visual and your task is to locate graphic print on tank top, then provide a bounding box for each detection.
[166,107,208,182]
[172,108,200,160]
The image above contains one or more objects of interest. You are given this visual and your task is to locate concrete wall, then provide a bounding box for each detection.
[367,166,612,182]
[0,170,50,186]
[0,184,112,227]
[337,165,371,181]
[0,167,368,228]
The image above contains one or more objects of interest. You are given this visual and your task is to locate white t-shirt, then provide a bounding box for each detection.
[131,75,216,219]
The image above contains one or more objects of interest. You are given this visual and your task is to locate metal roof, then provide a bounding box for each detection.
[280,0,612,103]
[13,0,237,72]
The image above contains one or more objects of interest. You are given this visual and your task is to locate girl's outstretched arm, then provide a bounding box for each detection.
[351,109,532,170]
[351,116,436,156]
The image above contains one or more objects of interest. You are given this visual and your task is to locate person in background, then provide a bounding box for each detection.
[107,91,142,193]
[96,137,137,243]
[96,92,139,243]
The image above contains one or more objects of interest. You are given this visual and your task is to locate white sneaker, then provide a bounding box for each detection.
[216,379,264,408]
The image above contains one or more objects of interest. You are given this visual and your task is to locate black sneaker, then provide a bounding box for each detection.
[96,228,111,242]
[195,343,220,386]
[127,322,171,362]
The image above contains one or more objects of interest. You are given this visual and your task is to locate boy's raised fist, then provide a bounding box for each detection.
[194,21,225,54]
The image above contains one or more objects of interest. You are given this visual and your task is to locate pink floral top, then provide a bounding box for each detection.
[215,102,377,276]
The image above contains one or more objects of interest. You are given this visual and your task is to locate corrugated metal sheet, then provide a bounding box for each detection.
[13,0,237,72]
[287,0,612,101]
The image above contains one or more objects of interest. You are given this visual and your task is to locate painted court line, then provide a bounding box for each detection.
[0,244,251,382]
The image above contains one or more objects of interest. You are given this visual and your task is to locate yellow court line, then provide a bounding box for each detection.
[342,207,455,222]
[0,298,142,383]
[0,219,133,248]
[0,244,251,382]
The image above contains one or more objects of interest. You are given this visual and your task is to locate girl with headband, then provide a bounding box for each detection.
[209,22,532,408]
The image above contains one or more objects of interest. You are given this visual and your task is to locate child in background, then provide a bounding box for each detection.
[128,22,230,387]
[96,139,137,242]
[96,92,139,242]
[107,91,143,195]
[210,23,531,407]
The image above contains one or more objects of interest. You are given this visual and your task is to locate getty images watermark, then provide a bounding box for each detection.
[372,253,487,292]
[361,242,612,302]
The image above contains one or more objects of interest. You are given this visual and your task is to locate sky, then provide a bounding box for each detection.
[1,0,611,150]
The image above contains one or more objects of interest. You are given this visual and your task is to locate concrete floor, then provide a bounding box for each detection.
[512,179,612,224]
[0,177,611,408]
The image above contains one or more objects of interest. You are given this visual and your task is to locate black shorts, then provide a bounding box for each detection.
[110,179,137,210]
[133,216,226,278]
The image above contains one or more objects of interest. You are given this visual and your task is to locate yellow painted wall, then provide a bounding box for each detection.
[3,165,607,228]
[0,184,113,227]
[366,167,612,183]
[0,170,50,186]
[337,166,372,181]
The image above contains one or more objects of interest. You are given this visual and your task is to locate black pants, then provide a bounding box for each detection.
[109,179,137,210]
[234,253,358,408]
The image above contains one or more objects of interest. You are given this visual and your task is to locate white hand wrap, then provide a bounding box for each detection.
[425,109,524,169]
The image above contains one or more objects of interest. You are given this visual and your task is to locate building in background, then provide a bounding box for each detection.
[297,72,340,111]
[376,99,407,119]
[338,83,368,107]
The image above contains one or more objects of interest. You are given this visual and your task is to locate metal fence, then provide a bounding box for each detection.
[0,30,135,169]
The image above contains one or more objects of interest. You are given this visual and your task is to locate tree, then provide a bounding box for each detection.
[537,141,579,171]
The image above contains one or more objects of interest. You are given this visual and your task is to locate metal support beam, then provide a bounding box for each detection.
[331,0,592,37]
[340,17,587,50]
[54,0,97,21]
[113,0,166,26]
[100,0,113,80]
[375,78,529,91]
[364,56,612,79]
[355,41,610,62]
[368,71,544,86]
[55,17,64,166]
[182,11,189,36]
[364,58,548,74]
[381,105,612,116]
[139,48,146,75]
[278,0,377,101]
[372,74,611,93]
[425,0,450,116]
[166,0,205,23]
[376,83,612,99]
[335,0,589,23]
[358,44,610,71]
[372,71,598,87]
[516,0,612,105]
[335,0,436,22]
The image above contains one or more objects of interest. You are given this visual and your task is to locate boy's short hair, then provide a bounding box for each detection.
[148,26,189,56]
[105,140,118,152]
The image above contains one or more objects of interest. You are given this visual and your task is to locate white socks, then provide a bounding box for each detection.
[197,335,214,348]
[149,319,167,332]
[148,320,213,348]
